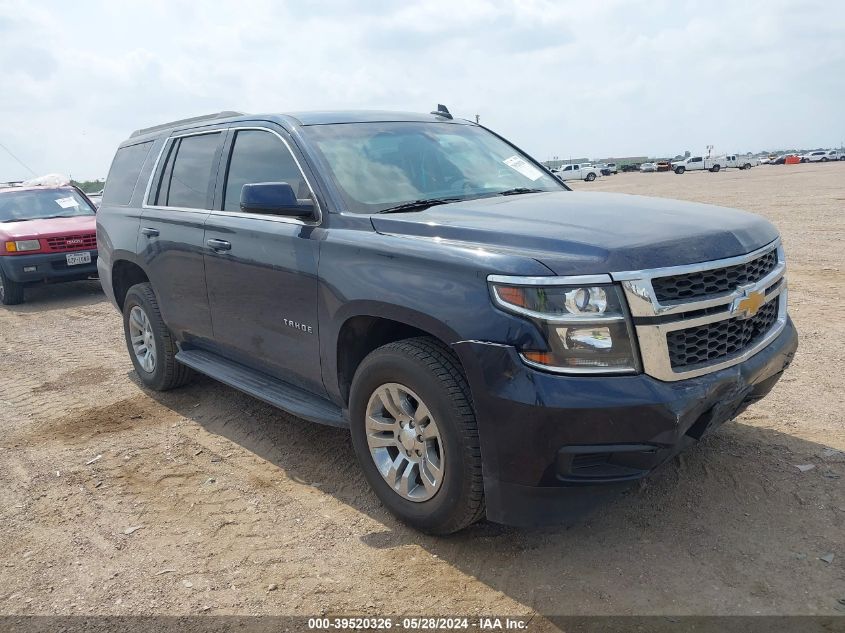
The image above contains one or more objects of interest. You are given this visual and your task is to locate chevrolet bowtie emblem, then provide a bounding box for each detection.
[732,289,765,319]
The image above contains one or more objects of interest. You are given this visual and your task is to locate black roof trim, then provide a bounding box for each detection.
[129,111,245,138]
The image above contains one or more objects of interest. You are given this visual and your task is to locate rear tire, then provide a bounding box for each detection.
[711,164,721,172]
[585,172,596,182]
[821,157,828,162]
[349,337,484,534]
[743,163,752,169]
[122,282,193,391]
[0,268,24,306]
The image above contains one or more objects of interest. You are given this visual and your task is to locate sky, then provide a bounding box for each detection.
[0,0,843,180]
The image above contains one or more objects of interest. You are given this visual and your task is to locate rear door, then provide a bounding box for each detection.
[139,130,224,341]
[202,126,325,396]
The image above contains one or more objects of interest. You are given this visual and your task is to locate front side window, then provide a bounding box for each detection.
[223,130,308,212]
[151,133,221,209]
[0,188,95,223]
[302,121,564,214]
[103,141,153,205]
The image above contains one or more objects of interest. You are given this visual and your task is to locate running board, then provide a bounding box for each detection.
[175,349,348,428]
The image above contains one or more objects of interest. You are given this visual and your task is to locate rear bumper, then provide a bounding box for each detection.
[0,250,99,284]
[453,317,798,527]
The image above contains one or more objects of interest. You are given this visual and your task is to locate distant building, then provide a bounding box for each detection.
[543,156,648,169]
[543,158,589,170]
[599,156,648,165]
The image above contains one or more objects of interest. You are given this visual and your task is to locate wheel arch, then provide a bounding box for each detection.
[330,305,463,406]
[111,259,150,310]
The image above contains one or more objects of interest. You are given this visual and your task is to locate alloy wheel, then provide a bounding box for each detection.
[128,305,157,373]
[365,383,445,502]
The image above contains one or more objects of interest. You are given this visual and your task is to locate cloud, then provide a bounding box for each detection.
[0,0,843,180]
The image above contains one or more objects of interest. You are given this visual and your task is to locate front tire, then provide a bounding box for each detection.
[0,268,24,305]
[674,166,685,174]
[122,282,193,391]
[349,337,484,534]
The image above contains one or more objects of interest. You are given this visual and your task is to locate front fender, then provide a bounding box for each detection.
[316,225,551,403]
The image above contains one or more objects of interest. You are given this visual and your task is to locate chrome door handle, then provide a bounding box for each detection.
[140,227,160,237]
[206,238,231,251]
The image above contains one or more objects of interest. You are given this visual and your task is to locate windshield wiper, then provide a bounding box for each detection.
[376,197,464,214]
[495,187,544,196]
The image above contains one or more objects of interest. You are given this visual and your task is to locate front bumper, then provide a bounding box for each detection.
[453,317,798,527]
[0,250,99,284]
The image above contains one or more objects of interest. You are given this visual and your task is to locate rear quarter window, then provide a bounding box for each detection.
[102,141,154,206]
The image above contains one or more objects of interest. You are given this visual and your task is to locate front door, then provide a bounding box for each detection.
[202,127,325,396]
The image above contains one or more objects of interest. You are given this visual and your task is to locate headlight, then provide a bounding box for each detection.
[5,239,40,253]
[489,280,640,374]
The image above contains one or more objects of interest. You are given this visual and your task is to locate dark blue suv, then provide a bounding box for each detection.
[97,109,797,533]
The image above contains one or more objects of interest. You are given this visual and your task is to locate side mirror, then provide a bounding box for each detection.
[240,182,315,217]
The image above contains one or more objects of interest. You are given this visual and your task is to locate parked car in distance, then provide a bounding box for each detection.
[605,162,618,174]
[773,154,801,165]
[801,150,828,163]
[639,162,657,172]
[656,161,671,172]
[555,163,601,182]
[726,154,757,170]
[596,163,617,176]
[0,177,98,305]
[86,189,104,208]
[97,109,797,533]
[671,155,726,174]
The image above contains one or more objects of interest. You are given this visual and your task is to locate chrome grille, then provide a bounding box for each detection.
[666,300,779,368]
[613,239,788,381]
[652,247,778,302]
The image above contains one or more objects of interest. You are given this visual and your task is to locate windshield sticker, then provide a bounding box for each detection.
[503,156,543,181]
[55,196,78,208]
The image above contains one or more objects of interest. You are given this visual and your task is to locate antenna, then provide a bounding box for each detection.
[431,104,453,120]
[0,139,37,176]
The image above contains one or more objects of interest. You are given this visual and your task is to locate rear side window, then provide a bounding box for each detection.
[102,141,153,205]
[151,133,221,209]
[223,130,308,212]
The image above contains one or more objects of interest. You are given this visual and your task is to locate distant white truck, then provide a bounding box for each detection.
[672,155,727,174]
[725,154,758,169]
[554,163,601,182]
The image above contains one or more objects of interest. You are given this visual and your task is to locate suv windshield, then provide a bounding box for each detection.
[0,188,95,223]
[302,122,565,213]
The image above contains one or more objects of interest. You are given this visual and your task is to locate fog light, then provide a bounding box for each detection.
[23,266,37,273]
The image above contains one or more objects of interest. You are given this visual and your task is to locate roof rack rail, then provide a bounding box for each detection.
[130,111,245,138]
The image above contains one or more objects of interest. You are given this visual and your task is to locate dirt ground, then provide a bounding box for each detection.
[1,162,843,621]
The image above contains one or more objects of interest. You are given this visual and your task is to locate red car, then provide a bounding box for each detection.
[0,183,98,305]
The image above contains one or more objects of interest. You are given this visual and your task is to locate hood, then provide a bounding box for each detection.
[370,191,779,275]
[0,215,96,241]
